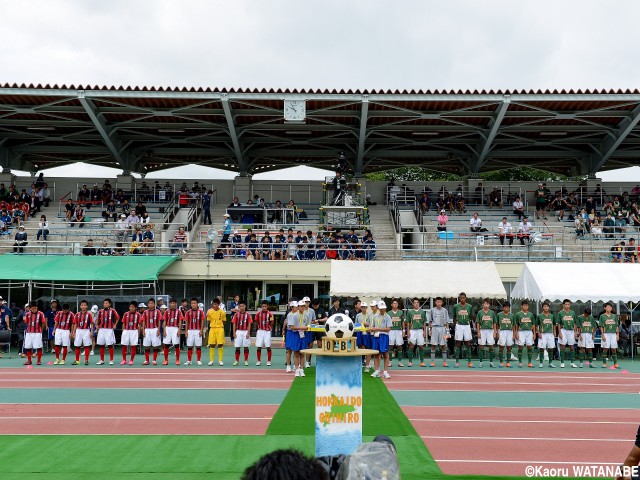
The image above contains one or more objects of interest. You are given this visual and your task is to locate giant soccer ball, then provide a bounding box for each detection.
[325,313,354,339]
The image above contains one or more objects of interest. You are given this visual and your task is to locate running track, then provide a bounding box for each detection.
[386,370,640,477]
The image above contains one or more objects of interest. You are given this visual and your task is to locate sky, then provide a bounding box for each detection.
[2,0,640,180]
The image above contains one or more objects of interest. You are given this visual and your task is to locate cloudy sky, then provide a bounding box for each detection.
[2,0,640,180]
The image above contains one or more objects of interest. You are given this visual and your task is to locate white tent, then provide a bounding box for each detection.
[511,262,640,303]
[330,260,507,299]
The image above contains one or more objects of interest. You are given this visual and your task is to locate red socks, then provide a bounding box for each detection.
[235,349,240,362]
[54,346,60,359]
[122,346,127,360]
[84,347,90,361]
[175,347,180,362]
[196,348,201,361]
[99,346,105,361]
[130,346,136,361]
[27,351,32,363]
[267,348,272,362]
[153,350,158,361]
[37,349,42,363]
[62,347,67,360]
[257,350,262,362]
[145,350,150,362]
[109,346,114,362]
[75,348,81,362]
[244,349,249,362]
[163,346,169,361]
[188,349,193,362]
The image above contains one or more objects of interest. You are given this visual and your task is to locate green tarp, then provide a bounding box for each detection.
[0,255,177,281]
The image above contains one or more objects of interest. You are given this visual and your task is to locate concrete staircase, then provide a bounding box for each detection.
[367,205,399,259]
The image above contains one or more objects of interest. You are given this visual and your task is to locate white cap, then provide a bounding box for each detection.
[160,304,168,310]
[289,301,297,307]
[369,300,378,307]
[156,297,163,301]
[120,214,126,218]
[297,300,306,306]
[25,303,29,308]
[378,301,387,309]
[91,305,99,313]
[302,296,311,302]
[233,229,239,234]
[138,303,147,308]
[223,213,230,217]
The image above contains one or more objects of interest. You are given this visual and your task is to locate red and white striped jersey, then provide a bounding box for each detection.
[74,312,93,330]
[185,308,205,330]
[232,312,253,331]
[97,308,120,329]
[164,308,184,328]
[25,311,46,333]
[254,311,273,331]
[142,309,164,329]
[54,311,74,331]
[121,312,142,331]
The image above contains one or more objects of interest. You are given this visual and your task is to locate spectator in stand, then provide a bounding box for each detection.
[456,193,466,213]
[113,243,126,256]
[102,200,117,222]
[229,196,241,207]
[12,204,25,227]
[0,209,11,233]
[114,188,126,206]
[115,214,127,241]
[231,230,243,255]
[13,225,28,253]
[611,241,624,262]
[615,213,627,237]
[170,226,188,254]
[135,201,147,216]
[28,191,40,217]
[626,238,638,263]
[475,182,484,204]
[82,239,97,256]
[35,172,45,188]
[101,183,112,203]
[437,210,448,232]
[19,188,30,203]
[221,213,232,252]
[534,183,547,220]
[89,184,101,207]
[364,234,376,260]
[488,188,502,209]
[141,225,155,254]
[603,213,615,238]
[139,211,153,228]
[77,184,90,202]
[469,212,486,233]
[202,190,212,225]
[36,215,49,241]
[126,211,140,230]
[445,193,456,213]
[97,241,112,256]
[518,216,533,246]
[548,194,568,221]
[41,183,51,207]
[121,198,131,216]
[512,196,525,220]
[418,192,430,214]
[65,198,74,221]
[575,211,587,237]
[71,204,85,228]
[498,217,513,246]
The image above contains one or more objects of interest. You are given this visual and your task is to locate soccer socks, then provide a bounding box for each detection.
[130,346,136,361]
[188,349,193,362]
[465,345,472,363]
[196,348,202,361]
[84,346,90,362]
[244,348,249,362]
[109,346,114,362]
[442,351,447,362]
[267,348,272,362]
[235,348,240,362]
[217,347,223,362]
[478,347,484,361]
[122,346,128,361]
[175,347,180,362]
[210,346,216,362]
[257,349,262,362]
[455,347,461,361]
[430,349,436,361]
[55,346,60,359]
[559,349,564,363]
[527,347,533,363]
[153,349,158,361]
[37,349,42,363]
[547,349,554,365]
[62,347,68,361]
[488,348,494,362]
[145,349,150,362]
[164,346,170,362]
[75,347,81,362]
[26,350,32,363]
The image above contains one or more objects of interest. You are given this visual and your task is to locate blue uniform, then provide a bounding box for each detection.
[372,313,392,353]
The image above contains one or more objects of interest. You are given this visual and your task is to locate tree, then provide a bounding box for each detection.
[365,166,585,182]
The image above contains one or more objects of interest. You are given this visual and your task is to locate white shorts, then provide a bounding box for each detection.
[187,329,203,347]
[389,330,404,346]
[559,329,576,346]
[234,329,251,348]
[74,329,92,347]
[54,329,71,347]
[454,324,472,342]
[255,329,272,348]
[517,330,534,347]
[430,326,447,346]
[163,326,180,346]
[602,332,618,350]
[121,330,139,347]
[478,329,495,346]
[409,329,426,346]
[498,330,514,347]
[24,332,43,350]
[143,328,161,348]
[97,328,116,346]
[539,332,555,349]
[578,332,594,349]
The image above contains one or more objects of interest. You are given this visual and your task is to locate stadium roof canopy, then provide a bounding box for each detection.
[1,84,640,177]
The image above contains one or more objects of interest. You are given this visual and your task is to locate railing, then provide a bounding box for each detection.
[385,185,522,206]
[248,183,323,205]
[74,182,217,205]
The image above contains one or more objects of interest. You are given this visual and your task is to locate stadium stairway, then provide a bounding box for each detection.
[367,205,398,260]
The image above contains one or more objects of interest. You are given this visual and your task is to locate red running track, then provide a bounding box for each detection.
[0,403,277,435]
[403,406,639,477]
[383,370,640,393]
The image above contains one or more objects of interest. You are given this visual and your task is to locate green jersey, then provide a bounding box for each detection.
[556,309,577,330]
[405,309,427,330]
[578,315,597,334]
[497,312,514,331]
[599,313,619,334]
[537,313,555,333]
[453,303,473,326]
[514,311,535,331]
[535,188,546,203]
[388,310,404,331]
[476,309,497,330]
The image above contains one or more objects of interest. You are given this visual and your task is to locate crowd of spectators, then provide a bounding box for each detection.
[0,175,52,231]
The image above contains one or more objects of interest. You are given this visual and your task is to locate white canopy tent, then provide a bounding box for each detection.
[330,260,507,299]
[511,262,640,303]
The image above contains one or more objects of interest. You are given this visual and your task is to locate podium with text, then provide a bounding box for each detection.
[302,339,377,457]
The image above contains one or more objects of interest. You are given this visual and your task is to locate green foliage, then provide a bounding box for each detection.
[480,167,584,182]
[365,166,586,182]
[365,167,458,182]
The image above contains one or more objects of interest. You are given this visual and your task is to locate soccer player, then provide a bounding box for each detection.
[370,301,392,379]
[429,297,450,368]
[141,298,163,366]
[577,307,598,368]
[288,300,308,377]
[452,293,473,368]
[120,301,141,365]
[23,301,46,365]
[405,298,428,367]
[475,299,497,368]
[96,298,120,365]
[599,302,620,369]
[72,300,93,365]
[497,302,515,368]
[514,300,536,368]
[557,299,578,368]
[206,298,226,366]
[163,298,184,365]
[537,302,557,368]
[184,298,205,365]
[387,299,405,367]
[53,304,74,365]
[254,301,274,366]
[232,300,253,367]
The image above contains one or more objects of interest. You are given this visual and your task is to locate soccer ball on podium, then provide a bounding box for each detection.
[325,313,355,339]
